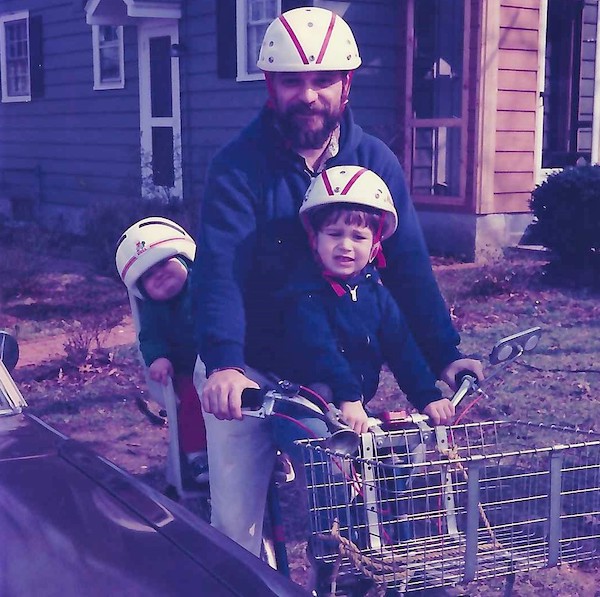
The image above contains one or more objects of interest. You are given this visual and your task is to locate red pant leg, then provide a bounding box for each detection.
[173,375,207,453]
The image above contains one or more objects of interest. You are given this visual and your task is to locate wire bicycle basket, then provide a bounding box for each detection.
[298,420,600,594]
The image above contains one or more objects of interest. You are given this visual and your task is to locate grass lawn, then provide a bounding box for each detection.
[2,229,599,596]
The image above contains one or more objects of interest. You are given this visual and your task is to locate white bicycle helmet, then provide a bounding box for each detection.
[257,7,361,72]
[115,216,196,299]
[300,166,398,240]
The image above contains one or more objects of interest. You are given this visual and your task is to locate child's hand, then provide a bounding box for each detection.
[149,358,174,385]
[340,401,370,434]
[423,398,455,426]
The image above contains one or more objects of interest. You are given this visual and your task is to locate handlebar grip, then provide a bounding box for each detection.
[240,387,267,410]
[454,370,478,387]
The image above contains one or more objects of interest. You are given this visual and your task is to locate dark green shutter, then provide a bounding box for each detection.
[216,0,236,79]
[282,1,313,11]
[29,16,43,98]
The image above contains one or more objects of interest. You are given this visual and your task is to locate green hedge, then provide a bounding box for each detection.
[529,165,600,268]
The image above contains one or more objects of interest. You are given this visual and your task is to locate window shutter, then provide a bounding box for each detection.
[216,0,236,79]
[29,16,43,98]
[282,0,313,10]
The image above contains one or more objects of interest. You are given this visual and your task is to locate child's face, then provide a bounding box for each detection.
[315,215,374,278]
[140,257,187,301]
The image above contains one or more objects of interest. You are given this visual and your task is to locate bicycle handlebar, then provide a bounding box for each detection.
[241,386,361,455]
[239,327,542,450]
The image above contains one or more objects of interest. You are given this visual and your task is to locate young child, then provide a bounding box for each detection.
[275,165,454,447]
[115,217,208,485]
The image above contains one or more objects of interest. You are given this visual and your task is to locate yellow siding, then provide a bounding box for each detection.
[483,0,542,215]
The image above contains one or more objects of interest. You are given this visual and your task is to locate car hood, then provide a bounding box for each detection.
[0,412,307,597]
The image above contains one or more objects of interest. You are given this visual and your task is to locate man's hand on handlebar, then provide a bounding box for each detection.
[440,358,484,391]
[201,368,259,421]
[423,398,455,426]
[339,400,370,434]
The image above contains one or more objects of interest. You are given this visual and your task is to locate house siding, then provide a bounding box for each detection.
[489,0,541,214]
[0,1,142,224]
[1,0,403,229]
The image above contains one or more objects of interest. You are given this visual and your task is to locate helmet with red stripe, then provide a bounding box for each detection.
[300,166,398,240]
[115,217,195,299]
[257,7,361,72]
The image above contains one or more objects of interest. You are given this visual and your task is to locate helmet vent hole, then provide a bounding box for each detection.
[269,41,274,46]
[269,57,274,63]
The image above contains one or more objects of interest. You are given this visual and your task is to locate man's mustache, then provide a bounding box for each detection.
[287,105,325,117]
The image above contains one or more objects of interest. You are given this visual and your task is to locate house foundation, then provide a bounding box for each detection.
[419,211,534,262]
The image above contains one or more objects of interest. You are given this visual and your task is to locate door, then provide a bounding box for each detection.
[138,22,183,202]
[405,0,469,207]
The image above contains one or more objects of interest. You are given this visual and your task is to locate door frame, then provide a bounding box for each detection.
[137,20,183,201]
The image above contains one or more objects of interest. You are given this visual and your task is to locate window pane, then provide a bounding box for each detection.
[5,19,30,97]
[244,0,279,76]
[412,0,464,119]
[150,36,173,117]
[411,127,461,196]
[152,127,175,187]
[249,0,263,21]
[99,25,119,43]
[99,47,120,82]
[247,24,268,74]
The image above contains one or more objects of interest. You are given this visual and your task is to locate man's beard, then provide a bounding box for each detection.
[277,104,342,150]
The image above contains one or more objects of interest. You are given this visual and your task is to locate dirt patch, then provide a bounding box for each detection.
[3,241,600,596]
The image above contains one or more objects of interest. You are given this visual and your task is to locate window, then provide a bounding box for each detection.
[236,0,281,81]
[0,12,31,102]
[407,0,467,204]
[92,25,124,90]
[542,0,595,168]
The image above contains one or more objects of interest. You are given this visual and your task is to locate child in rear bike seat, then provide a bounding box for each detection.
[273,165,454,451]
[115,217,209,486]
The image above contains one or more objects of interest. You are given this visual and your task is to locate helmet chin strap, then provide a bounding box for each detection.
[369,213,387,268]
[340,71,353,111]
[264,71,276,109]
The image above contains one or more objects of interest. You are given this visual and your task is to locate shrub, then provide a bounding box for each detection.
[529,165,600,269]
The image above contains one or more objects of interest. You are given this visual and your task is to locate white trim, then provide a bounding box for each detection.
[534,0,548,184]
[138,21,183,202]
[126,2,181,20]
[236,0,280,82]
[0,10,31,103]
[85,0,181,25]
[92,25,125,90]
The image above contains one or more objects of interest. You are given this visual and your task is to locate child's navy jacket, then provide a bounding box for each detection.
[278,260,442,410]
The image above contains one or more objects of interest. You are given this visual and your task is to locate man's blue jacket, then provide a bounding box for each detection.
[192,106,462,378]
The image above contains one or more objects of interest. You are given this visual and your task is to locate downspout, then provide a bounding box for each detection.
[534,0,549,184]
[591,0,600,164]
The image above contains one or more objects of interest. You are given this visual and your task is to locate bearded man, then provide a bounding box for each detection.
[192,7,482,558]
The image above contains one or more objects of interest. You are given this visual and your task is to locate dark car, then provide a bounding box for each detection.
[0,332,307,597]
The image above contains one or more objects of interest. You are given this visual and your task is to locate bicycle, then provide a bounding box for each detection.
[242,328,600,596]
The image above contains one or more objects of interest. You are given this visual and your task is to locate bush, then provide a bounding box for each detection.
[529,165,600,269]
